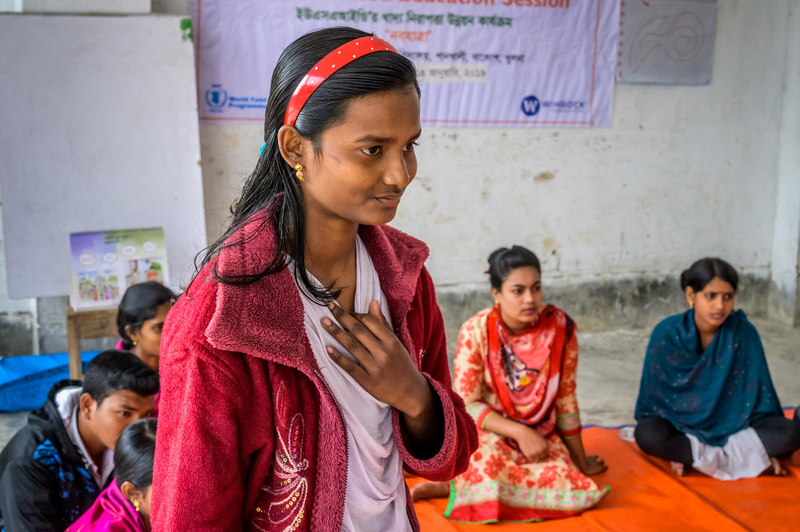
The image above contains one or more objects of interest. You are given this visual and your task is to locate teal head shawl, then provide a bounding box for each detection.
[635,309,782,446]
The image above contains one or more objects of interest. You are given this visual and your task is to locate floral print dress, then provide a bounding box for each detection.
[445,307,608,524]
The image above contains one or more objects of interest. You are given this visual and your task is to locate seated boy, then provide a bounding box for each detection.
[0,350,158,531]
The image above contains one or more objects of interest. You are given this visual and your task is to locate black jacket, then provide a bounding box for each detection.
[0,380,105,531]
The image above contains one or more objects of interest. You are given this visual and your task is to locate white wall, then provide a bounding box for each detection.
[2,0,797,354]
[1,0,150,13]
[0,214,37,321]
[770,0,800,323]
[0,0,21,11]
[198,0,791,291]
[0,15,206,299]
[0,193,38,353]
[0,8,202,355]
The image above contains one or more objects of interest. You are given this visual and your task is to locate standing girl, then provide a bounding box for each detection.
[152,27,477,531]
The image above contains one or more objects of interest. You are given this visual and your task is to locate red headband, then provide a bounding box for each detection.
[283,36,399,126]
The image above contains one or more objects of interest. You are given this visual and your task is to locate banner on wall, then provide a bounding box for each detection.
[191,0,620,128]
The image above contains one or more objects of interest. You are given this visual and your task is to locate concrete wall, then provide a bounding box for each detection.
[191,0,797,347]
[151,0,183,15]
[1,0,799,355]
[770,1,800,326]
[0,190,37,355]
[196,0,790,274]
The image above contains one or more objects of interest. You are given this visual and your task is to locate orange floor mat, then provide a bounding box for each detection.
[412,410,799,531]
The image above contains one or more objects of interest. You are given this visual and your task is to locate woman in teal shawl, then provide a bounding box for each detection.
[635,258,800,478]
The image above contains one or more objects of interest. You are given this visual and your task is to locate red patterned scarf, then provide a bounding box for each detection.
[485,304,568,435]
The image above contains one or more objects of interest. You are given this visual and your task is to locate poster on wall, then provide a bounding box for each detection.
[617,0,717,85]
[69,228,170,311]
[190,0,620,128]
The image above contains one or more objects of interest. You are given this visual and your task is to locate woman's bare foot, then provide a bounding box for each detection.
[410,481,450,502]
[764,457,787,476]
[581,455,608,476]
[670,461,687,476]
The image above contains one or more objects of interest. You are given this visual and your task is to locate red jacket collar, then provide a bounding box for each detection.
[204,212,429,371]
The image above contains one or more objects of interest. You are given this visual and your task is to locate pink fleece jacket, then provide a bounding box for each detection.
[151,216,478,531]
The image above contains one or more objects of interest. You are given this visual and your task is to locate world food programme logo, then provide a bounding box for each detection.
[205,84,228,113]
[521,95,541,116]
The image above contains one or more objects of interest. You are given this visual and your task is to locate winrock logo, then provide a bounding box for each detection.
[520,95,541,116]
[521,94,587,116]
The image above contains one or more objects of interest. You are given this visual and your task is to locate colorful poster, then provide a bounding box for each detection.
[69,228,170,311]
[191,0,620,127]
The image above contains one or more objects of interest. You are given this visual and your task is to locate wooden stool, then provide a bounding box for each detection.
[66,307,118,380]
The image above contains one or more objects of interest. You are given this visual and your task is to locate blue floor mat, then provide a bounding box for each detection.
[0,351,102,411]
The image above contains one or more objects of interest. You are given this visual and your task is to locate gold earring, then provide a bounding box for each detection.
[132,340,137,346]
[133,499,140,512]
[689,301,694,309]
[294,163,304,182]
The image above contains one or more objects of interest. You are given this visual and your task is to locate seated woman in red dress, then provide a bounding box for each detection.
[413,246,608,523]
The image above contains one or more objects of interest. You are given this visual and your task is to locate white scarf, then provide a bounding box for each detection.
[289,236,411,532]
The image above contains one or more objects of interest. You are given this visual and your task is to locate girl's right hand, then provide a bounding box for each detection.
[514,425,550,463]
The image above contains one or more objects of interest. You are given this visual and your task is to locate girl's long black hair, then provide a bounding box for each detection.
[117,281,175,349]
[195,27,419,303]
[487,246,541,290]
[680,257,739,293]
[115,418,157,490]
